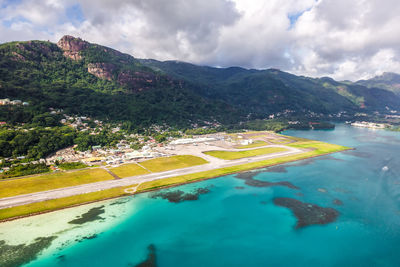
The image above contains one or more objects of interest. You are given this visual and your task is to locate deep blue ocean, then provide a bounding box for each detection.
[9,124,400,266]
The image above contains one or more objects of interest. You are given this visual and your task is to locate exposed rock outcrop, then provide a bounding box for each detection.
[11,51,26,61]
[118,71,158,92]
[56,35,165,92]
[57,35,89,60]
[87,63,115,81]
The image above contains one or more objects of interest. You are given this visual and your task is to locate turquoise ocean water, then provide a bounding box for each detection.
[3,124,400,266]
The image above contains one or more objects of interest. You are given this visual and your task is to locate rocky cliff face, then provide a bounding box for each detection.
[87,63,115,81]
[57,35,88,60]
[56,35,168,93]
[118,71,159,92]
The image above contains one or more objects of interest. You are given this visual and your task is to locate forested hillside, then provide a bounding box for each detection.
[0,36,242,129]
[1,35,400,130]
[140,60,400,115]
[356,72,400,95]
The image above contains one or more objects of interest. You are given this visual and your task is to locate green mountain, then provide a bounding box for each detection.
[140,59,400,114]
[356,72,400,95]
[0,36,241,128]
[1,35,400,129]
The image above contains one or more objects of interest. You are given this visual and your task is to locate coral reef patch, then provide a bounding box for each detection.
[273,197,339,228]
[68,206,105,225]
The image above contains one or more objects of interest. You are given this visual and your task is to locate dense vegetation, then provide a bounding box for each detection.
[0,127,75,159]
[57,162,88,170]
[218,119,335,133]
[356,72,400,95]
[0,125,139,160]
[140,60,400,114]
[1,163,49,178]
[0,40,242,129]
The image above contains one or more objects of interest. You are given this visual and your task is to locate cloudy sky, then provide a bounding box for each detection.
[1,0,400,81]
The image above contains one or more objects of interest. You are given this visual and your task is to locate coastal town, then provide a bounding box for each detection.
[350,121,387,129]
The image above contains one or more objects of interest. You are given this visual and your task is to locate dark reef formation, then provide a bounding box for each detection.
[342,150,371,158]
[68,206,105,224]
[264,166,288,173]
[149,187,211,203]
[74,234,98,243]
[134,244,157,267]
[0,236,56,267]
[110,198,130,206]
[333,199,343,206]
[57,254,66,262]
[274,197,339,229]
[235,172,299,189]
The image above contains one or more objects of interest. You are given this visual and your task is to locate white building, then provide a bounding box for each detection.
[170,137,216,145]
[240,139,254,146]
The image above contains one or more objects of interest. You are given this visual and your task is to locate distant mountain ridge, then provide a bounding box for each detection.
[139,59,400,114]
[1,35,400,128]
[356,72,400,95]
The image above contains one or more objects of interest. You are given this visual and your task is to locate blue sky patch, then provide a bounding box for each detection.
[1,0,22,8]
[2,15,30,28]
[287,8,311,29]
[65,3,85,25]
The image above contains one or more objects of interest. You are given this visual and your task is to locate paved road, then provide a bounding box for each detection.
[0,145,303,209]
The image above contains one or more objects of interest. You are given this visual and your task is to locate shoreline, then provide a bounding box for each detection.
[0,147,353,223]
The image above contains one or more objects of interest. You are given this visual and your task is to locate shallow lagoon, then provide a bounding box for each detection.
[1,124,400,266]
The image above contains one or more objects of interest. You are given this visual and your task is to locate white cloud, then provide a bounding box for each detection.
[1,0,400,81]
[290,0,400,80]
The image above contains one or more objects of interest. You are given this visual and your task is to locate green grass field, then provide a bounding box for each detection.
[235,140,269,149]
[268,139,290,144]
[0,185,135,221]
[204,147,288,160]
[287,140,343,154]
[139,155,208,172]
[110,163,149,178]
[0,169,115,198]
